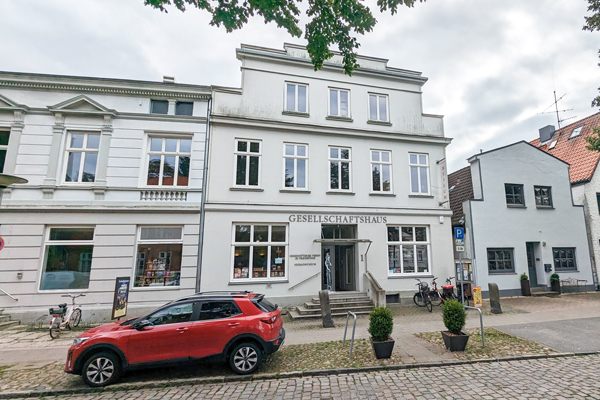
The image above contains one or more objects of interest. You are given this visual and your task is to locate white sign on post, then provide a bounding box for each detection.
[456,245,465,252]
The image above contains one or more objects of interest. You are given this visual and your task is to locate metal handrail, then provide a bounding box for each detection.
[288,271,320,291]
[343,311,357,356]
[464,305,485,348]
[0,287,17,301]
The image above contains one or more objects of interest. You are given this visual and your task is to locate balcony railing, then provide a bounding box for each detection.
[140,190,187,201]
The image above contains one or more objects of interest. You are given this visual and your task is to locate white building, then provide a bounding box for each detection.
[200,44,454,307]
[0,72,210,320]
[449,141,594,296]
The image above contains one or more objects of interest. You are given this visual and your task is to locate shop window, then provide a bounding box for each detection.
[40,227,94,291]
[232,224,287,281]
[368,93,388,122]
[371,150,392,193]
[175,101,193,116]
[534,186,552,207]
[146,136,191,186]
[553,247,577,271]
[387,226,429,275]
[0,130,9,173]
[285,83,308,113]
[134,227,183,287]
[487,248,514,273]
[235,139,261,187]
[283,143,307,189]
[505,184,524,206]
[329,147,351,191]
[150,100,169,114]
[329,88,350,117]
[64,132,100,183]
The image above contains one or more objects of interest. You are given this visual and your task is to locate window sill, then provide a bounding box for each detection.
[230,187,264,192]
[387,274,433,279]
[280,189,311,194]
[370,192,396,197]
[409,194,434,198]
[229,280,289,285]
[131,286,182,291]
[555,269,579,273]
[488,272,517,275]
[326,191,355,195]
[507,204,526,208]
[282,111,310,118]
[367,120,392,126]
[536,206,554,209]
[326,116,353,122]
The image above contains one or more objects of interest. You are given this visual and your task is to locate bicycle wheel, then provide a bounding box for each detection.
[430,291,442,306]
[49,317,61,339]
[70,308,82,328]
[425,296,433,312]
[413,293,425,307]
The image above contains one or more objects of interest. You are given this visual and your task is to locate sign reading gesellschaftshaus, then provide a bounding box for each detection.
[289,215,387,223]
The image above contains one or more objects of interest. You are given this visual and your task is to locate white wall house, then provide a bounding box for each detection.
[200,44,454,307]
[452,141,594,297]
[0,72,210,320]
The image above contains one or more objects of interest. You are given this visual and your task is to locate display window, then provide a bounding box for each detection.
[232,224,287,281]
[134,227,183,288]
[387,225,430,275]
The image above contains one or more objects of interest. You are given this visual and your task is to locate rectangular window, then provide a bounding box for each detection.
[134,227,183,287]
[232,224,287,281]
[553,247,577,271]
[368,93,388,122]
[284,143,308,189]
[40,227,94,291]
[371,150,392,192]
[235,139,261,187]
[387,226,429,275]
[175,101,193,116]
[0,130,9,173]
[329,147,351,191]
[534,186,552,207]
[487,248,515,273]
[505,184,524,206]
[329,88,350,117]
[285,83,308,113]
[569,125,583,139]
[151,100,169,114]
[64,132,100,183]
[409,153,429,195]
[597,193,600,215]
[147,136,191,186]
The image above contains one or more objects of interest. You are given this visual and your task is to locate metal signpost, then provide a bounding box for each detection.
[454,227,465,304]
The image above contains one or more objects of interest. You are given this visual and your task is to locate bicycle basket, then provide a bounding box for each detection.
[49,307,65,315]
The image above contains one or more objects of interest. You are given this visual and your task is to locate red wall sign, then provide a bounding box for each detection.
[0,236,5,251]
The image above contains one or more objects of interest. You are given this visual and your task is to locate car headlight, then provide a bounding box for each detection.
[73,337,90,346]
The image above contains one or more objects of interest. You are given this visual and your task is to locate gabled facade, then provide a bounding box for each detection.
[0,72,210,319]
[200,44,454,306]
[450,141,594,296]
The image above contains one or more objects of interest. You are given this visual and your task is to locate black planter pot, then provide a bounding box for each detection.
[441,331,469,352]
[551,280,561,293]
[521,279,531,296]
[370,337,395,359]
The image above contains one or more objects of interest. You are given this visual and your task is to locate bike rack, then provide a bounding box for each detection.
[80,312,96,327]
[463,306,485,348]
[30,314,47,330]
[343,311,357,356]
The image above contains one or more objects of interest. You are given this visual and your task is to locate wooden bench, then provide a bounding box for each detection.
[560,277,588,292]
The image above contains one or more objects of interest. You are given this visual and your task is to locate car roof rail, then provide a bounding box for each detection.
[194,290,253,296]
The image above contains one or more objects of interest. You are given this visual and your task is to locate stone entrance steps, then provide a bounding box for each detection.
[289,292,374,320]
[531,286,560,297]
[0,309,20,330]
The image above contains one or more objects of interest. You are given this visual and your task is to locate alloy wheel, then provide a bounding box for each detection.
[86,357,114,385]
[233,346,258,372]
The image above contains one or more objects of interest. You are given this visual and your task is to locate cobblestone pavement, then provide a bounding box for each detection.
[41,355,600,399]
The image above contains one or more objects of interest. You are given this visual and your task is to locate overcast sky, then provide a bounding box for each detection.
[1,0,598,172]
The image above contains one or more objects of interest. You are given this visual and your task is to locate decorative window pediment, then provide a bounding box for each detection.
[0,93,28,112]
[48,94,116,116]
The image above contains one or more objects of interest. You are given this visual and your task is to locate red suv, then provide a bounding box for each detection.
[64,291,285,387]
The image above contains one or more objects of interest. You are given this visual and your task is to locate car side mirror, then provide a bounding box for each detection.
[133,319,152,331]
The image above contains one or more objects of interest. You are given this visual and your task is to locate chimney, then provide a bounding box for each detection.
[539,125,555,143]
[163,76,176,84]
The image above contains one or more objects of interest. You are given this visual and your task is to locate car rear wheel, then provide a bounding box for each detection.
[82,351,121,387]
[229,342,262,375]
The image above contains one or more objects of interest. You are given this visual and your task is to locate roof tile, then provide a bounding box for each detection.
[448,165,473,225]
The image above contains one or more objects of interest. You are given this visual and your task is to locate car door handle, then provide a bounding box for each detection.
[176,327,189,332]
[228,323,240,327]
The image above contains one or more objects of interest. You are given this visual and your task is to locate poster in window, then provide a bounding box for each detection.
[112,277,130,320]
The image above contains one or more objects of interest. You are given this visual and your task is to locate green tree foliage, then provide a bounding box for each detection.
[583,1,600,151]
[144,0,424,75]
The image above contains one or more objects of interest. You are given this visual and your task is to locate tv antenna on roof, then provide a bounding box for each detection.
[537,91,576,128]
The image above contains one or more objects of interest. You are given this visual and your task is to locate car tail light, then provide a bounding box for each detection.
[260,316,277,324]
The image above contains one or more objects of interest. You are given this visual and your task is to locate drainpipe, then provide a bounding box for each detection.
[196,97,212,293]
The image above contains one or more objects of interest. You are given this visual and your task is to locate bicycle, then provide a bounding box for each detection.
[413,279,433,312]
[428,277,443,307]
[439,277,459,303]
[49,294,85,339]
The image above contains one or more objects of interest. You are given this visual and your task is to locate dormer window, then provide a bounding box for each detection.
[569,125,583,139]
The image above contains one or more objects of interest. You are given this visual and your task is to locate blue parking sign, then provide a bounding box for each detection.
[454,227,464,240]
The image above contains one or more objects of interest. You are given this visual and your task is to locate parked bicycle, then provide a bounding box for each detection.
[428,277,443,307]
[49,294,85,339]
[413,279,433,312]
[444,277,470,306]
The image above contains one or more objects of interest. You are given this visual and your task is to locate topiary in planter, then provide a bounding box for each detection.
[550,273,560,293]
[442,299,466,335]
[368,306,393,342]
[520,273,528,281]
[550,273,560,283]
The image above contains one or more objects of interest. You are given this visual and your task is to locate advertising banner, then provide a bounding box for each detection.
[472,286,483,308]
[112,277,130,320]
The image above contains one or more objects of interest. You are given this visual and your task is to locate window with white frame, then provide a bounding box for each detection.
[39,227,94,290]
[285,83,308,113]
[284,143,308,189]
[329,88,350,117]
[0,130,9,173]
[232,224,287,280]
[235,139,261,187]
[368,93,388,122]
[409,153,430,195]
[329,147,351,191]
[134,227,183,288]
[147,136,191,186]
[371,150,392,192]
[387,226,429,275]
[64,132,100,183]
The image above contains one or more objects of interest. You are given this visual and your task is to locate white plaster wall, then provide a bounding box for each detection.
[573,168,600,286]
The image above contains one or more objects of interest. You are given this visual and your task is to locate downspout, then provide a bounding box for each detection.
[196,97,212,293]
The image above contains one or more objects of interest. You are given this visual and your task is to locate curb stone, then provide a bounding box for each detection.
[1,351,599,399]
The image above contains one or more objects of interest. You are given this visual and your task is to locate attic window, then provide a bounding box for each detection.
[548,140,557,150]
[569,125,583,139]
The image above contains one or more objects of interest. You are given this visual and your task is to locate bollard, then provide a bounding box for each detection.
[488,283,502,314]
[319,290,335,328]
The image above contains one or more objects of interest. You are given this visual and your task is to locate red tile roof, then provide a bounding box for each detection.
[530,112,600,184]
[448,165,473,225]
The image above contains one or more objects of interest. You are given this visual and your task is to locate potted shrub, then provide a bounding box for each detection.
[441,299,469,351]
[520,273,531,296]
[368,306,394,359]
[550,273,560,293]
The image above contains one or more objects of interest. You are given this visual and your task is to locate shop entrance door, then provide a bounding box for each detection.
[322,245,355,291]
[526,242,538,286]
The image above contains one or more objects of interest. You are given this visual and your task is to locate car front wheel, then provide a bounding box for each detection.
[229,342,262,375]
[81,351,122,387]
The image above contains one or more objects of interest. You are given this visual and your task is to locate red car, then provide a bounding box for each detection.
[65,291,285,387]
